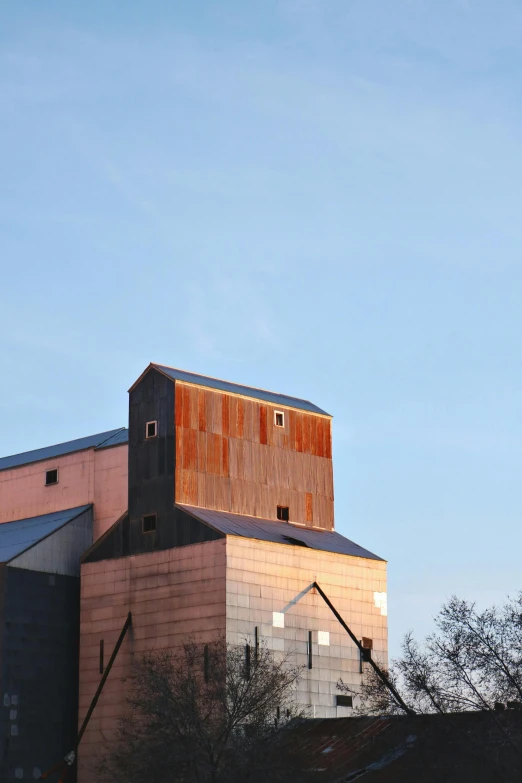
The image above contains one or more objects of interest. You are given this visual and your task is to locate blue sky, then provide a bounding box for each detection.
[2,0,522,658]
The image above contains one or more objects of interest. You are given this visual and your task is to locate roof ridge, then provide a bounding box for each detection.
[153,362,297,400]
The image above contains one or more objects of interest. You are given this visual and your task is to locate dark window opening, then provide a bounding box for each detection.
[277,506,289,522]
[146,420,157,439]
[254,626,259,662]
[45,469,58,486]
[308,630,313,670]
[142,514,157,533]
[360,638,373,670]
[99,640,104,674]
[275,411,284,427]
[336,695,353,708]
[282,535,308,547]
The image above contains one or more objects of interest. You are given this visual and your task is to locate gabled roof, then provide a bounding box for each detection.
[0,427,128,472]
[131,363,331,416]
[0,505,92,563]
[177,505,383,560]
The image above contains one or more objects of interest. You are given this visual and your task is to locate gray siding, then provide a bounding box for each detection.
[10,507,92,576]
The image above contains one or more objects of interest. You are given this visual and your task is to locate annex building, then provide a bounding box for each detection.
[0,364,387,782]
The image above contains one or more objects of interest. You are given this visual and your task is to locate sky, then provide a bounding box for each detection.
[2,0,522,659]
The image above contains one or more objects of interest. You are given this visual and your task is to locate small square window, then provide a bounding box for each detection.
[45,469,58,486]
[274,411,284,427]
[146,421,157,439]
[336,695,353,708]
[277,506,289,522]
[142,514,157,533]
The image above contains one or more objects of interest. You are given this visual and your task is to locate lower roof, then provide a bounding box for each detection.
[0,505,92,563]
[0,427,128,472]
[177,505,383,561]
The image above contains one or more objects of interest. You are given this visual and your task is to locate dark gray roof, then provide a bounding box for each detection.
[0,505,92,563]
[96,428,129,450]
[0,428,128,472]
[151,364,330,416]
[177,505,383,561]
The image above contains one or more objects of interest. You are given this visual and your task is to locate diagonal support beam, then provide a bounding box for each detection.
[40,611,133,780]
[312,582,415,716]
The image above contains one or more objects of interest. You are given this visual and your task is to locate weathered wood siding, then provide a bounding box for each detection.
[174,383,334,528]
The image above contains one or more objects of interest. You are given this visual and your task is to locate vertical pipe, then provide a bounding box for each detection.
[245,644,251,680]
[204,644,209,683]
[308,631,313,669]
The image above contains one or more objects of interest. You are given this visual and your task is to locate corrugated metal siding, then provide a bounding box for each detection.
[178,505,383,560]
[174,384,334,528]
[0,568,80,781]
[152,364,331,415]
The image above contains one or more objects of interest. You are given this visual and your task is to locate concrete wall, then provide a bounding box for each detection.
[78,539,227,783]
[225,537,388,717]
[0,445,128,541]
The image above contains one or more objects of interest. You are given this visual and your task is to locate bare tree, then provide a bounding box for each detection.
[339,594,522,717]
[97,637,305,783]
[338,594,522,781]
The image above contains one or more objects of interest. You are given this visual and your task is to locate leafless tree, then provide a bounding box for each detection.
[97,637,305,783]
[339,594,522,716]
[338,594,522,781]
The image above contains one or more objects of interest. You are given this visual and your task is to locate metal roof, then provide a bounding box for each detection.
[177,505,383,560]
[147,364,330,416]
[0,505,92,563]
[95,428,129,449]
[0,427,128,472]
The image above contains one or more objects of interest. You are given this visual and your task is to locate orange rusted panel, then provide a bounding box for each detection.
[182,428,197,471]
[222,437,229,476]
[182,386,191,429]
[315,418,324,458]
[198,390,206,432]
[325,420,332,459]
[222,395,230,437]
[295,414,303,452]
[302,414,311,454]
[259,406,267,445]
[229,397,237,439]
[237,399,244,439]
[173,388,333,528]
[288,410,296,450]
